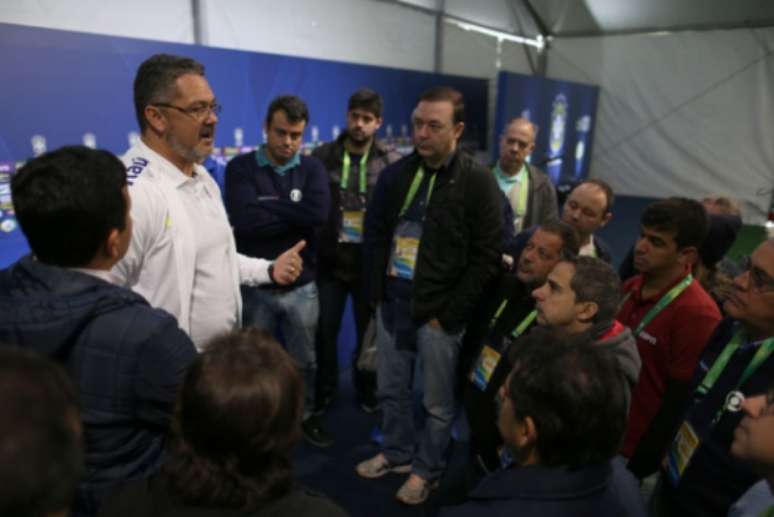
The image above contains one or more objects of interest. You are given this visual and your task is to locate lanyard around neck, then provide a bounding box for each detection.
[490,299,537,339]
[398,165,436,218]
[696,331,774,398]
[341,149,369,195]
[633,274,693,337]
[495,163,530,216]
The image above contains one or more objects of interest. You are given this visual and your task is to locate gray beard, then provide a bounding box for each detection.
[166,133,208,164]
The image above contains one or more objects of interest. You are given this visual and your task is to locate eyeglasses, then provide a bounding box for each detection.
[739,256,774,293]
[154,102,222,121]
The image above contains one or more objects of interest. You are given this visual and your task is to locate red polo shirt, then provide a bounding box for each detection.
[618,272,721,457]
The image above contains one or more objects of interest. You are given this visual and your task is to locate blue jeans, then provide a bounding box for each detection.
[376,306,462,482]
[242,282,319,418]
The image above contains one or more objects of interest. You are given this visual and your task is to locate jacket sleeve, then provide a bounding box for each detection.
[626,379,692,479]
[134,315,196,427]
[438,170,503,330]
[363,165,397,308]
[258,157,331,229]
[500,191,517,252]
[539,176,559,222]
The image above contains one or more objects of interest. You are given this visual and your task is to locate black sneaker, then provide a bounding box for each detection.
[312,392,334,417]
[302,417,334,448]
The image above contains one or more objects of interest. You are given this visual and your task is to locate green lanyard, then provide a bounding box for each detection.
[341,150,369,195]
[398,166,436,218]
[632,274,693,337]
[515,165,530,216]
[696,331,774,399]
[489,299,537,339]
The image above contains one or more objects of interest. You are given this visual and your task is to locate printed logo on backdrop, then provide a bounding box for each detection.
[82,133,97,149]
[547,94,568,183]
[574,115,591,180]
[0,162,18,235]
[31,135,47,157]
[128,131,141,148]
[520,109,532,164]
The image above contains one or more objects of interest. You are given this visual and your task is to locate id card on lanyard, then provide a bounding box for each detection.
[338,150,368,243]
[387,166,436,280]
[663,331,774,486]
[469,300,537,391]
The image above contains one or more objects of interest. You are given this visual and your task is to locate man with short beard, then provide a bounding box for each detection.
[312,88,401,414]
[115,54,305,352]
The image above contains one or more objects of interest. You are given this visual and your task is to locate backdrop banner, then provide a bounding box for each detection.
[494,70,600,186]
[0,22,489,266]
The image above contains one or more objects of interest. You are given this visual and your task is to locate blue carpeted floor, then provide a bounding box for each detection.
[290,355,471,517]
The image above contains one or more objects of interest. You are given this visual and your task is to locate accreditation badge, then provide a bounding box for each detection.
[663,420,701,487]
[469,345,503,392]
[387,220,422,280]
[339,210,365,243]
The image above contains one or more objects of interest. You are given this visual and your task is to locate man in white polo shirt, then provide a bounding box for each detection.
[114,54,303,350]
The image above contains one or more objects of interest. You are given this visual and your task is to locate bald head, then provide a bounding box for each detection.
[499,118,538,175]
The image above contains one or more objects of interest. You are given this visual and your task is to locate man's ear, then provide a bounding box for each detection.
[678,246,699,268]
[104,228,122,261]
[576,301,599,324]
[599,211,613,229]
[144,105,167,134]
[452,121,465,141]
[520,415,538,449]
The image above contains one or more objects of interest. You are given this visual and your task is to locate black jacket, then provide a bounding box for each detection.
[364,150,503,332]
[440,461,646,517]
[312,134,400,281]
[98,475,348,517]
[508,224,613,263]
[0,256,196,517]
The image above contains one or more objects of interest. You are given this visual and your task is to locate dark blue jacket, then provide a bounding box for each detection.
[224,151,330,287]
[440,460,646,517]
[660,318,774,517]
[508,224,612,263]
[0,256,196,517]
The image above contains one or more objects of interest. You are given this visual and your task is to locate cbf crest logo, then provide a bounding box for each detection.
[549,94,568,157]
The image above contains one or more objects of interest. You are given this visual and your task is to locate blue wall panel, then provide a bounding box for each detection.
[494,71,600,185]
[0,22,488,266]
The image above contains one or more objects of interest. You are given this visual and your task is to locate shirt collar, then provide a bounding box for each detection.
[422,150,457,174]
[256,144,300,176]
[629,268,692,303]
[136,139,201,189]
[494,161,527,183]
[68,267,120,285]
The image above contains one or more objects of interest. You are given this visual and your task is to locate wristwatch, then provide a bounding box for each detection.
[267,261,277,284]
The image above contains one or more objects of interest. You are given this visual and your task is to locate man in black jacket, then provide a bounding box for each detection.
[312,88,400,414]
[0,147,196,517]
[355,87,502,505]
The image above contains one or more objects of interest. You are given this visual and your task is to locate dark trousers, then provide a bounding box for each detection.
[315,272,374,402]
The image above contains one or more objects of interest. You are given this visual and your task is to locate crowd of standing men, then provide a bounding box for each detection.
[1,51,773,517]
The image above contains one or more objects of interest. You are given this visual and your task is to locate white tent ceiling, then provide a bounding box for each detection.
[394,0,774,39]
